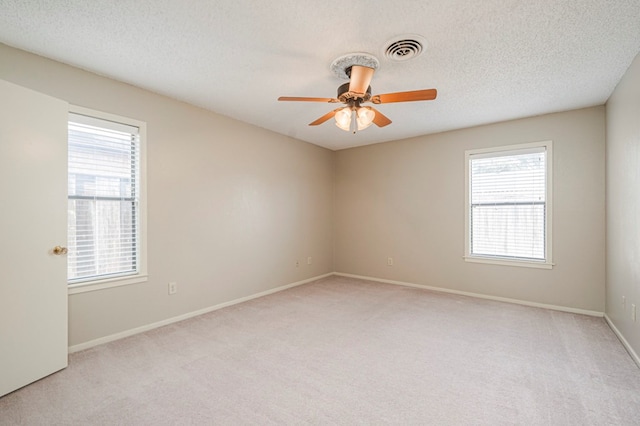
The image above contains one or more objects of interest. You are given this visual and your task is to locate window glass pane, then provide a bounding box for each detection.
[471,152,545,204]
[471,204,545,259]
[68,123,136,199]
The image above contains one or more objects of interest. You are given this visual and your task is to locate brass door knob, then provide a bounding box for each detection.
[52,246,68,255]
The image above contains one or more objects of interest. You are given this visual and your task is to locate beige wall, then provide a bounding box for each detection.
[335,107,606,312]
[0,44,334,346]
[0,42,614,349]
[606,52,640,356]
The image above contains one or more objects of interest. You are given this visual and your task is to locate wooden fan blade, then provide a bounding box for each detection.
[371,89,437,104]
[278,96,339,103]
[348,65,375,96]
[309,109,341,126]
[370,107,392,127]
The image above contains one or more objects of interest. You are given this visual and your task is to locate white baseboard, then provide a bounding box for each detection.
[604,314,640,369]
[68,273,333,353]
[334,272,604,317]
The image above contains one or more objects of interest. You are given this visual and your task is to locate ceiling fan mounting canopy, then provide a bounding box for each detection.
[330,53,380,80]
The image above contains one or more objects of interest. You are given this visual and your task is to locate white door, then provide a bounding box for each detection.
[0,79,69,397]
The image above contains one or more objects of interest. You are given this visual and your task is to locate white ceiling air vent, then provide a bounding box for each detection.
[383,35,426,61]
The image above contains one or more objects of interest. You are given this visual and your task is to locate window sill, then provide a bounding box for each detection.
[68,274,148,294]
[464,256,554,270]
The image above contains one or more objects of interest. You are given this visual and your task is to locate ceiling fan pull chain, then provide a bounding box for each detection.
[350,108,357,134]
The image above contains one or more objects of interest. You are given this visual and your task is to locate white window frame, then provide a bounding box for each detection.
[464,141,553,269]
[67,105,148,294]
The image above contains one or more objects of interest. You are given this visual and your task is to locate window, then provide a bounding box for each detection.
[67,107,146,289]
[465,141,552,269]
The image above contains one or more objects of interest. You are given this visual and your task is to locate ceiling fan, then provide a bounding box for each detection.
[278,54,437,133]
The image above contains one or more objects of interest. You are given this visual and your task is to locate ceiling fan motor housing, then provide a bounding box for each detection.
[337,82,372,104]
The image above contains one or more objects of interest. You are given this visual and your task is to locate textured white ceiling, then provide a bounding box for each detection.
[1,0,640,150]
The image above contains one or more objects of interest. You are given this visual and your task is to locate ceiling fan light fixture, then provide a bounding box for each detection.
[334,107,352,131]
[335,106,376,132]
[356,106,375,130]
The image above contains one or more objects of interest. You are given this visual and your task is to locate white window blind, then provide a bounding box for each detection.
[468,145,548,262]
[67,112,140,283]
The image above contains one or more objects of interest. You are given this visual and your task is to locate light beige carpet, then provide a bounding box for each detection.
[2,275,639,425]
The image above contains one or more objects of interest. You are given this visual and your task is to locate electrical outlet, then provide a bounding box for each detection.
[623,296,626,309]
[307,257,312,265]
[168,282,177,295]
[387,257,394,266]
[633,304,637,322]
